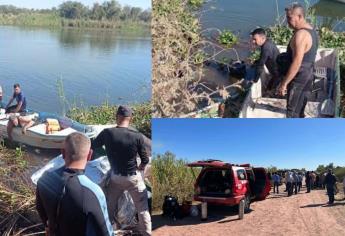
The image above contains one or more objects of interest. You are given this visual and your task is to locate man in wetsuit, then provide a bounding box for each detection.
[278,3,319,117]
[36,132,114,236]
[250,28,281,93]
[5,83,27,114]
[92,105,151,236]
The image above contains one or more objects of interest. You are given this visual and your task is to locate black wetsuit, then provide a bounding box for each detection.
[36,167,114,236]
[286,28,319,118]
[254,39,280,89]
[91,127,149,175]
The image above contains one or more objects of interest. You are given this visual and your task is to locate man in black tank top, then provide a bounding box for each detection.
[277,3,319,118]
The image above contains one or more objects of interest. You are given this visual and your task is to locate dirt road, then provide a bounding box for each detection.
[153,185,345,236]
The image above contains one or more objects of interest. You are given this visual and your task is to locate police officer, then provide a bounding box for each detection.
[324,169,337,204]
[36,132,114,236]
[92,105,151,236]
[277,3,319,117]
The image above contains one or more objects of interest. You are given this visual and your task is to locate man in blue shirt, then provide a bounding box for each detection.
[272,173,281,194]
[5,83,26,113]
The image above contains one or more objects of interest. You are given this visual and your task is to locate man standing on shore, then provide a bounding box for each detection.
[277,3,318,117]
[92,105,151,236]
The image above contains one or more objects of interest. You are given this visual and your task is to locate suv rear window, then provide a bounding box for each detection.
[237,169,247,180]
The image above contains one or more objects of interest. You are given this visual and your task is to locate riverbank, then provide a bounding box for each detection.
[0,12,150,30]
[153,0,345,117]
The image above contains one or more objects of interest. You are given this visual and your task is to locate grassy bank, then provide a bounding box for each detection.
[0,146,42,235]
[67,101,152,138]
[152,152,196,211]
[0,12,150,30]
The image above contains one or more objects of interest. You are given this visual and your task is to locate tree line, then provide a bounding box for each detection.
[0,0,151,22]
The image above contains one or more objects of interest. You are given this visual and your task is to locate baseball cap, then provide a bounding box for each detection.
[116,105,133,117]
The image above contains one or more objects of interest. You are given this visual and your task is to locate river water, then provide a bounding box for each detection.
[201,0,345,38]
[0,26,151,114]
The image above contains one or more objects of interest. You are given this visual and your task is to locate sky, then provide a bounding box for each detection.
[152,119,345,170]
[0,0,151,9]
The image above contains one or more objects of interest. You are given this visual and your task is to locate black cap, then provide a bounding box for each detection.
[116,105,133,117]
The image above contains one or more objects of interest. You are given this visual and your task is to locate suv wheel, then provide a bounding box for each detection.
[244,195,251,213]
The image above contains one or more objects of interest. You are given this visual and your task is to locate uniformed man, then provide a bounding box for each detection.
[92,105,151,236]
[277,3,319,117]
[36,132,114,236]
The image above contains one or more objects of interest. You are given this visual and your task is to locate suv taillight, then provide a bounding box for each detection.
[236,183,243,190]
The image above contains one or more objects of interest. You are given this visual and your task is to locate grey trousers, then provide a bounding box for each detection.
[106,172,152,236]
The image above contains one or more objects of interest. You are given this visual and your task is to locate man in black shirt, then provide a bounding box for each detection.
[250,28,281,94]
[324,169,337,204]
[92,105,151,236]
[36,132,114,236]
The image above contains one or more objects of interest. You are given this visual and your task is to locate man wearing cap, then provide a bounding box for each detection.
[92,105,151,235]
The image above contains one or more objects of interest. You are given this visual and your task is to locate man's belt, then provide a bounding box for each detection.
[113,170,137,176]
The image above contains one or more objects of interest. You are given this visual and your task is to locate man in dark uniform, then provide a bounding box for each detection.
[92,105,151,236]
[36,132,114,236]
[250,28,281,94]
[278,3,319,117]
[324,169,337,204]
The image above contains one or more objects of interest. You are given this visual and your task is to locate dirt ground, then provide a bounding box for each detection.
[153,184,345,236]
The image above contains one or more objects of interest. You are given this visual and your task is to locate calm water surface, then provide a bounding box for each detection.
[0,26,151,114]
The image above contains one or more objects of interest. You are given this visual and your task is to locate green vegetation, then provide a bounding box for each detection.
[218,30,238,48]
[0,1,150,29]
[152,152,196,211]
[0,145,41,235]
[153,0,216,117]
[67,102,152,138]
[316,163,345,182]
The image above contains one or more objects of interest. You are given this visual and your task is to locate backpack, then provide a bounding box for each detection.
[162,195,181,220]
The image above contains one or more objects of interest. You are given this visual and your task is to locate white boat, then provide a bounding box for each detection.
[0,110,114,149]
[239,46,340,118]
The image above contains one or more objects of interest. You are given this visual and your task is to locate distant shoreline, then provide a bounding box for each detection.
[0,2,151,30]
[0,13,150,30]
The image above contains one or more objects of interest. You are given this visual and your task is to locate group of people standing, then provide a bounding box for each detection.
[250,3,319,118]
[272,169,343,205]
[36,106,152,236]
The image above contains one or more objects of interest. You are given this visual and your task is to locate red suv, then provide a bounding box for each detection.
[187,160,271,212]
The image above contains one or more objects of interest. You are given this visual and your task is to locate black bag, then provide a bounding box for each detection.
[229,61,246,79]
[162,195,181,220]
